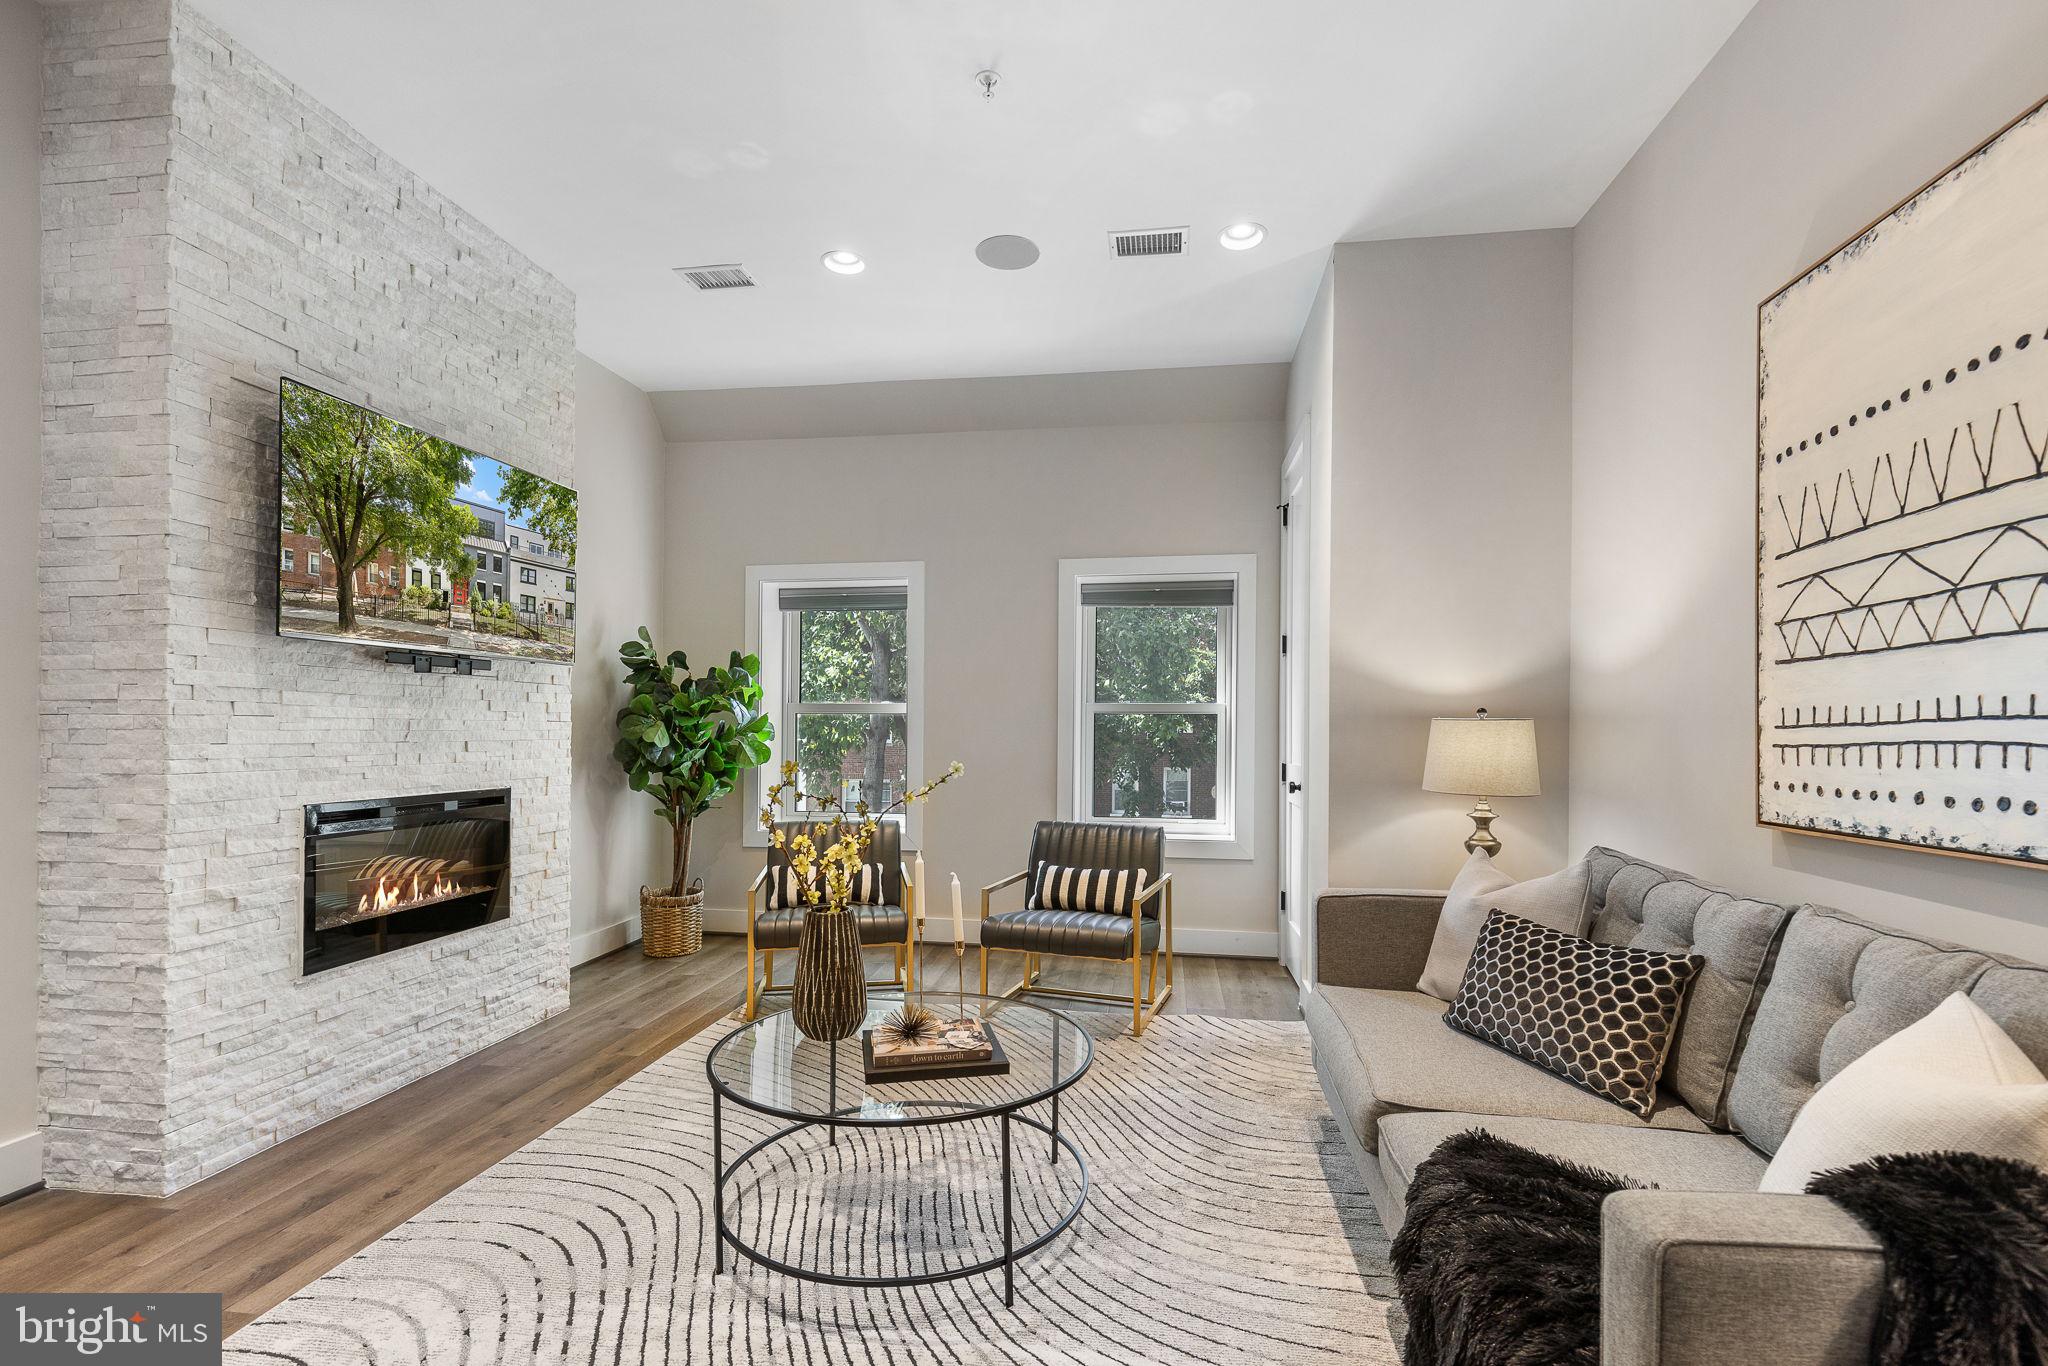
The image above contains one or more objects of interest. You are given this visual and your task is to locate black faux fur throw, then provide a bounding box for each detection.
[1390,1129,1634,1366]
[1391,1132,2048,1366]
[1810,1150,2048,1366]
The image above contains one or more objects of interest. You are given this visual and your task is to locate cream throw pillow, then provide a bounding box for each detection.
[1759,992,2048,1193]
[1415,850,1590,999]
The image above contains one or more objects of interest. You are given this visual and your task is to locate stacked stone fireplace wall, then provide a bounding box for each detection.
[40,0,576,1194]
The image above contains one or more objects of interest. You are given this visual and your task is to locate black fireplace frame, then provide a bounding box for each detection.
[301,787,512,976]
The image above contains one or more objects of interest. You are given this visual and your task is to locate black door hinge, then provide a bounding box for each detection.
[1281,633,1289,655]
[1280,889,1288,912]
[1277,500,1290,527]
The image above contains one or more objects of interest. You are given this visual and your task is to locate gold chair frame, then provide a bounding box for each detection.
[977,871,1174,1036]
[742,862,917,1022]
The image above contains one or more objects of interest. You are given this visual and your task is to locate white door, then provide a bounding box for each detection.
[1278,435,1311,986]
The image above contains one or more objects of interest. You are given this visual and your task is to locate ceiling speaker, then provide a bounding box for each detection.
[975,235,1041,270]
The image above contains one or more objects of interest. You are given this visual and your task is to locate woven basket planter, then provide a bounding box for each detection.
[640,886,705,958]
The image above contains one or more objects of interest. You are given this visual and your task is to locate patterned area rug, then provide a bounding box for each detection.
[227,1013,1402,1364]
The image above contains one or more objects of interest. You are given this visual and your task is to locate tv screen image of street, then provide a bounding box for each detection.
[276,377,577,664]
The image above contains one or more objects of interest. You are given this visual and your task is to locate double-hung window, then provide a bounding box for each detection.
[1059,555,1256,859]
[746,564,925,847]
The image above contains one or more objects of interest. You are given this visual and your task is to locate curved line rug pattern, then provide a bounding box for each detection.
[225,1013,1402,1365]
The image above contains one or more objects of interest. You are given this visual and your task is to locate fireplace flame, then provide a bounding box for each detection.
[356,868,474,915]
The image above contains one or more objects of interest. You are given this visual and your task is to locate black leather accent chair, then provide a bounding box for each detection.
[744,820,915,1021]
[979,820,1174,1036]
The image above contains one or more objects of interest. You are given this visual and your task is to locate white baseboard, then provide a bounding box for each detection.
[699,907,1276,959]
[572,916,639,965]
[1174,928,1280,958]
[703,906,753,937]
[0,1128,43,1201]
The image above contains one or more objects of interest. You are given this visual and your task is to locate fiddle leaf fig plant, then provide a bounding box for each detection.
[614,627,774,897]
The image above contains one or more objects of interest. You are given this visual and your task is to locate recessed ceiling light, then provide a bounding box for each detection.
[1219,222,1266,251]
[821,250,865,275]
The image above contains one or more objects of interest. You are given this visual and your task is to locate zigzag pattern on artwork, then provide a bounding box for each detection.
[1774,517,2048,661]
[1773,401,2048,556]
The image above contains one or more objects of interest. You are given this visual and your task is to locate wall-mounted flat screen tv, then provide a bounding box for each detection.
[277,377,577,665]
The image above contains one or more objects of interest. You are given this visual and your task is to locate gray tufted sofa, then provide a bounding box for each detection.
[1305,846,2048,1366]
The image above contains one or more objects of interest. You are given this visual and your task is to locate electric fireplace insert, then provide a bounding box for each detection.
[302,788,510,976]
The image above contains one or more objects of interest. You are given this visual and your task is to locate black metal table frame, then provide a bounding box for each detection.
[706,1016,1091,1307]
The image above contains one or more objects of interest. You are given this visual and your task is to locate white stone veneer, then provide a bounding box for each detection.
[40,0,575,1194]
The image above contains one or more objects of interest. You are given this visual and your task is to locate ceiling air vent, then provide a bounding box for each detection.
[1108,227,1188,258]
[674,263,756,291]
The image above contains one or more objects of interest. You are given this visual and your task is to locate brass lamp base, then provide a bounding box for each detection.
[1463,798,1502,857]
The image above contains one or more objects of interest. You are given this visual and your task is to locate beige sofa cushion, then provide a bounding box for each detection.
[1583,847,1794,1129]
[1727,905,2048,1154]
[1305,985,1712,1152]
[1415,850,1591,998]
[1375,1111,1767,1226]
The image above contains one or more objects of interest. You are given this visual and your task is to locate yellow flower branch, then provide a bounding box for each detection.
[760,759,964,911]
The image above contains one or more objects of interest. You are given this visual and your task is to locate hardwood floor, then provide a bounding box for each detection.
[0,936,1297,1333]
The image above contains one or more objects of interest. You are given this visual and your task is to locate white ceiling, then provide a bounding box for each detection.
[188,1,1757,393]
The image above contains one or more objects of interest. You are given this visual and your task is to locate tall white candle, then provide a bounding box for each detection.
[913,852,926,928]
[950,873,964,946]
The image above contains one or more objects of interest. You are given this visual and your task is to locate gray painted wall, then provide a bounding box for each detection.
[1571,0,2048,959]
[654,364,1290,443]
[662,406,1284,954]
[570,356,669,963]
[1,0,43,1198]
[1324,230,1576,891]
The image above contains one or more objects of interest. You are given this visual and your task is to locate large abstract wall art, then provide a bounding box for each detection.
[1758,95,2048,868]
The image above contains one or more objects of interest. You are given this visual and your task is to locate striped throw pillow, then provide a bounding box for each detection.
[1027,862,1149,916]
[768,862,889,908]
[848,862,889,905]
[765,865,814,910]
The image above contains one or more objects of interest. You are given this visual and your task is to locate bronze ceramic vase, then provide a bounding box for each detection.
[791,903,866,1041]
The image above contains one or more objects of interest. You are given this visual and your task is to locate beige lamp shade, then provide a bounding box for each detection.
[1422,714,1540,797]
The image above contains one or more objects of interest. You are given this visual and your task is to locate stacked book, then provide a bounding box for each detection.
[869,1017,993,1068]
[862,1013,1010,1082]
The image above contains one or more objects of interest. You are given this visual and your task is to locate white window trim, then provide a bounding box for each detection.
[744,561,926,850]
[1057,554,1256,862]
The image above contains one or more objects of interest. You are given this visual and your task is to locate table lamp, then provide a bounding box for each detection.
[1422,708,1540,857]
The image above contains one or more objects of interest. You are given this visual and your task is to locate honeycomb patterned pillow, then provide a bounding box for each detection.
[1444,909,1704,1118]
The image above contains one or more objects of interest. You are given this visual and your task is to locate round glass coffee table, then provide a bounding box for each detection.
[705,992,1092,1305]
